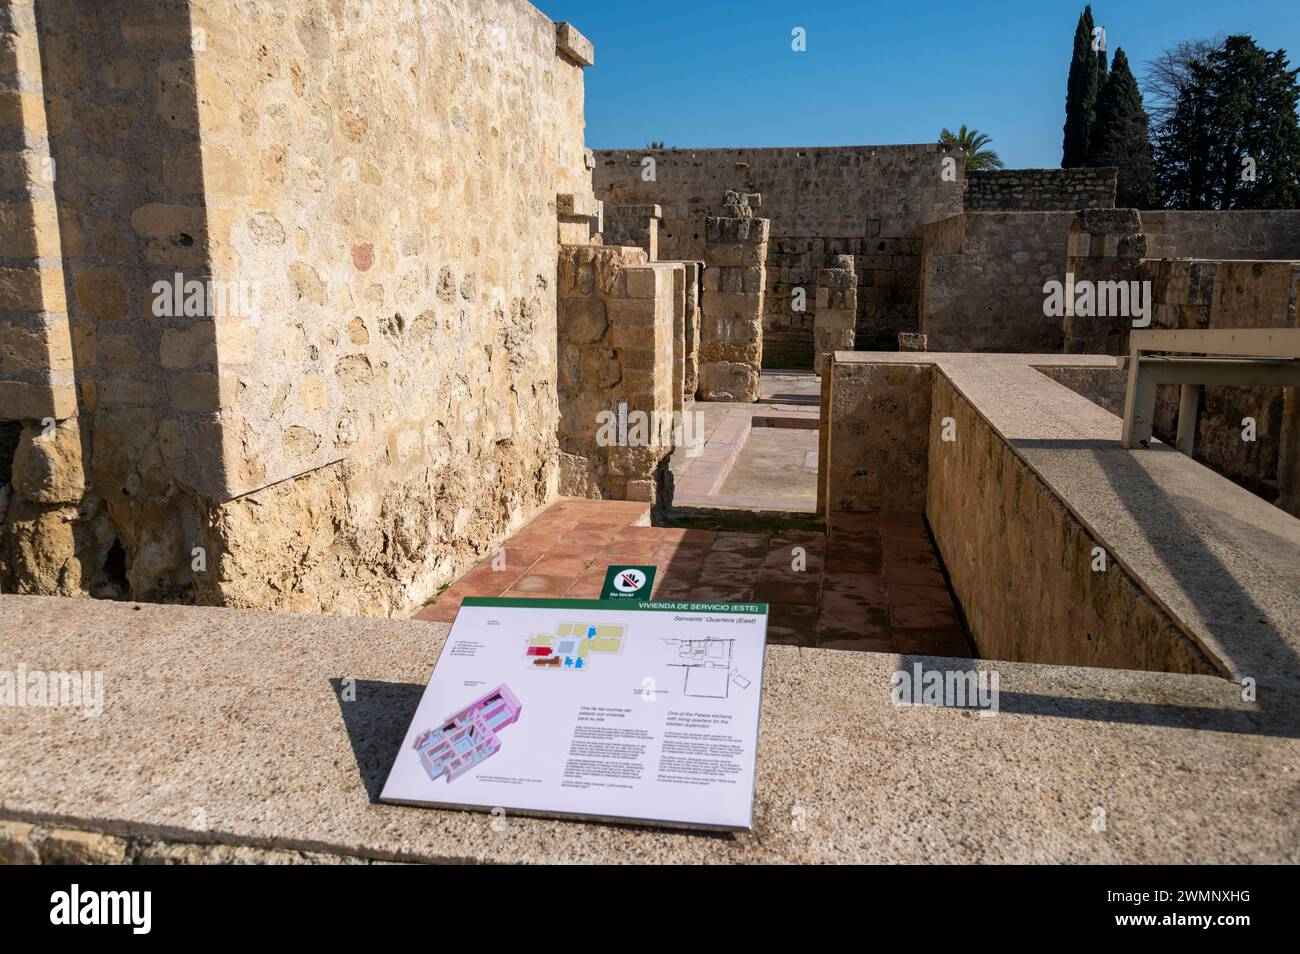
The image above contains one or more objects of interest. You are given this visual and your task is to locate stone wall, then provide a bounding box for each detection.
[1145,258,1300,510]
[1061,208,1148,355]
[0,0,595,616]
[819,360,932,515]
[965,168,1117,211]
[925,374,1218,674]
[1141,210,1300,261]
[556,245,678,506]
[918,212,1074,352]
[603,204,660,261]
[594,145,964,355]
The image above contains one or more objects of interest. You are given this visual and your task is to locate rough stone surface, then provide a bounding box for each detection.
[1,594,1297,864]
[699,216,769,401]
[1,0,595,616]
[918,212,1074,352]
[965,168,1117,211]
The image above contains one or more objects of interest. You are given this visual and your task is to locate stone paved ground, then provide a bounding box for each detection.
[414,498,972,656]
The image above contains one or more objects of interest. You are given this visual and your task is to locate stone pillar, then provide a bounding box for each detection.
[557,245,677,507]
[699,216,769,402]
[1063,208,1148,355]
[814,256,857,374]
[681,261,702,400]
[603,204,662,261]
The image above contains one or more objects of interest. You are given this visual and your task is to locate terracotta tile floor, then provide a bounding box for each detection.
[413,498,972,657]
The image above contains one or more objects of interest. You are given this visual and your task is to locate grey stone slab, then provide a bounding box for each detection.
[2,594,1297,863]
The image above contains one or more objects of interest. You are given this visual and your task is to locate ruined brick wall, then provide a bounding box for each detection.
[1146,258,1300,511]
[1,0,594,616]
[1061,208,1148,356]
[918,212,1074,352]
[1141,210,1300,260]
[593,145,964,355]
[965,168,1117,211]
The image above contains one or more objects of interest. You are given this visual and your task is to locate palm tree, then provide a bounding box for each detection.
[939,125,1005,171]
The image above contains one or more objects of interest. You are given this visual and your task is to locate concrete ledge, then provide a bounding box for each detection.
[1,594,1298,863]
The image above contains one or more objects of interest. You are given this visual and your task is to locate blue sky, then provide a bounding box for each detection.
[533,0,1300,168]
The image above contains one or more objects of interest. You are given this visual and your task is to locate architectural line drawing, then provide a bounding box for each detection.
[661,637,748,699]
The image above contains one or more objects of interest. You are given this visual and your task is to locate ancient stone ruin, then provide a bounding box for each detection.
[1,0,1298,866]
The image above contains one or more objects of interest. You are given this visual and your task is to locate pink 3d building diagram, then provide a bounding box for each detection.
[411,685,523,783]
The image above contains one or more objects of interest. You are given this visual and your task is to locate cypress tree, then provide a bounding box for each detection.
[1063,6,1106,167]
[1088,49,1157,207]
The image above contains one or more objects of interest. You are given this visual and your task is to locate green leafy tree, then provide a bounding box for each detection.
[939,125,1005,171]
[1087,49,1157,207]
[1062,5,1108,167]
[1154,35,1300,209]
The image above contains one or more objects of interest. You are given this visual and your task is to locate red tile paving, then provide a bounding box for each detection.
[412,498,973,657]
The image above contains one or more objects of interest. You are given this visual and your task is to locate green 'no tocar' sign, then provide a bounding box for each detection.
[601,565,657,600]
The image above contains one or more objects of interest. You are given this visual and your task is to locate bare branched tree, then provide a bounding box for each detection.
[1143,36,1225,124]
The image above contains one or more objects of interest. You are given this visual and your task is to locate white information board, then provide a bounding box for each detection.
[381,597,769,830]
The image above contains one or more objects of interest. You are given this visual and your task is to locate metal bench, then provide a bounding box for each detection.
[1119,328,1300,454]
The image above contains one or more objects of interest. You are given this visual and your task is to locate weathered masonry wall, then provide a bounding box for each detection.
[593,145,964,355]
[1141,210,1300,260]
[924,374,1218,675]
[964,168,1117,211]
[819,360,932,515]
[0,0,595,616]
[556,245,678,506]
[818,352,1287,677]
[918,212,1073,352]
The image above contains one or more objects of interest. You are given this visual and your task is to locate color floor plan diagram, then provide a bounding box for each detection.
[525,622,627,671]
[662,637,751,699]
[411,684,522,783]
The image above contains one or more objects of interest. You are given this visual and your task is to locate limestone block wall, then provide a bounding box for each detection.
[699,216,768,401]
[1,0,596,616]
[1145,258,1300,511]
[1061,208,1148,356]
[603,204,660,262]
[594,145,964,355]
[556,245,678,505]
[813,257,856,375]
[925,374,1217,674]
[1141,210,1300,260]
[818,360,932,516]
[918,212,1074,352]
[965,168,1117,211]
